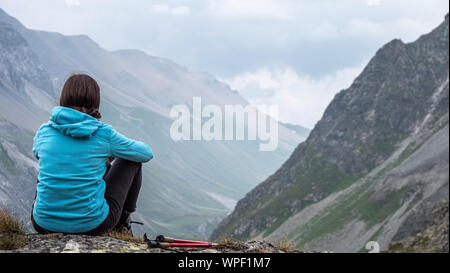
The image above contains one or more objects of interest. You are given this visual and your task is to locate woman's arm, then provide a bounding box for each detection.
[109,129,154,163]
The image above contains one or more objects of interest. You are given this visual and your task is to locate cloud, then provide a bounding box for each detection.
[307,22,340,41]
[2,0,446,129]
[343,17,384,37]
[151,3,170,14]
[151,3,190,16]
[65,0,80,6]
[172,6,190,16]
[208,0,292,20]
[342,16,435,42]
[224,66,364,128]
[366,0,381,6]
[2,0,448,93]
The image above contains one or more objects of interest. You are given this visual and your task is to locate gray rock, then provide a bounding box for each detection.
[1,233,320,253]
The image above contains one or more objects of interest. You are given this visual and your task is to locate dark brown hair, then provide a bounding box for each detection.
[60,74,102,119]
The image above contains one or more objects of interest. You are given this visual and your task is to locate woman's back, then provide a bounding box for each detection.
[32,106,153,233]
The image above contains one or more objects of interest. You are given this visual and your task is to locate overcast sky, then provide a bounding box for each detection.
[0,0,448,128]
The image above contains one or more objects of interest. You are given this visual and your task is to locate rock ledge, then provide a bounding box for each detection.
[2,233,328,253]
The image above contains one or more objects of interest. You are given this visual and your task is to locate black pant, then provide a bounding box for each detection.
[31,158,142,235]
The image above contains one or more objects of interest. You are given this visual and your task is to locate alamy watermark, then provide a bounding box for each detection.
[170,97,279,151]
[365,241,380,253]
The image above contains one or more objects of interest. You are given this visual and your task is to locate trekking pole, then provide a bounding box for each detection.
[160,242,217,248]
[156,235,217,246]
[144,234,218,249]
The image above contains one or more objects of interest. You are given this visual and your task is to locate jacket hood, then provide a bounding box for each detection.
[49,106,102,138]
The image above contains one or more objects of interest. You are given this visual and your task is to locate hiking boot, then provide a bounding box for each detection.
[114,211,132,234]
[113,211,143,236]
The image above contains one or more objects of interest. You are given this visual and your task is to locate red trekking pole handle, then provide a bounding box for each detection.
[159,242,218,248]
[156,235,218,246]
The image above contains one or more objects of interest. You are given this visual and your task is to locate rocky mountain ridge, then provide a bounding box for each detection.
[211,14,449,253]
[386,201,449,253]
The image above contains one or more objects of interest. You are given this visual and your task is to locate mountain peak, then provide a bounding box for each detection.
[0,8,25,30]
[211,12,449,253]
[67,33,100,48]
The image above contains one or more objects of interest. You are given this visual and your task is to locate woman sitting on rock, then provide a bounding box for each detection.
[31,73,154,235]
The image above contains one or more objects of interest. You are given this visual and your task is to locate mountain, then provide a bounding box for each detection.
[279,122,310,140]
[386,201,448,253]
[0,8,305,239]
[211,15,449,252]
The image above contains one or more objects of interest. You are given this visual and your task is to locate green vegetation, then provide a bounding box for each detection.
[213,144,363,241]
[358,188,410,227]
[356,225,386,253]
[373,136,403,158]
[102,230,145,244]
[214,117,413,242]
[276,240,296,253]
[0,207,29,250]
[0,206,151,250]
[217,237,241,247]
[289,147,416,248]
[260,160,358,237]
[290,180,371,247]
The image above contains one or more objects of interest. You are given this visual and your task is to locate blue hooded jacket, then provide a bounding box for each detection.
[32,106,154,233]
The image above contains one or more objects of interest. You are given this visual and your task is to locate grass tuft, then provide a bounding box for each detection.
[277,240,295,253]
[102,230,144,244]
[0,207,29,250]
[217,237,241,247]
